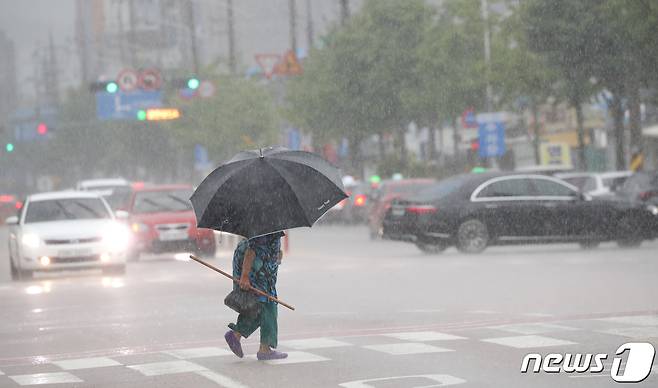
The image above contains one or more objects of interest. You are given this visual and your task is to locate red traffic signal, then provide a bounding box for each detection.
[37,122,48,135]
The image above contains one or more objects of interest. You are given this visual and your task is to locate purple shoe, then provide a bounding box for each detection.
[257,350,288,361]
[224,331,243,358]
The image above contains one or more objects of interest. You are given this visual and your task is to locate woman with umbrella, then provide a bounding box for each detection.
[224,231,286,360]
[190,147,347,360]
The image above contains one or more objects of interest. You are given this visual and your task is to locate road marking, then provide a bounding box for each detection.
[596,315,658,326]
[9,372,83,385]
[52,356,122,370]
[248,351,329,365]
[339,374,466,387]
[162,347,232,359]
[127,360,207,376]
[598,326,658,338]
[195,370,250,388]
[281,337,353,350]
[0,369,4,375]
[482,335,577,348]
[467,310,499,314]
[382,331,467,342]
[486,323,578,335]
[363,343,453,355]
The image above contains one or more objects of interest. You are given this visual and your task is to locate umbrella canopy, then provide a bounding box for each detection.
[191,146,348,238]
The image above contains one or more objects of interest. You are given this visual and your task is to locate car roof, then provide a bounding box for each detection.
[556,171,632,179]
[131,184,193,192]
[77,178,130,187]
[28,191,103,202]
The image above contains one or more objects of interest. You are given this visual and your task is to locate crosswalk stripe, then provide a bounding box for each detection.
[127,360,207,376]
[52,357,121,370]
[9,372,83,385]
[281,337,353,350]
[162,347,232,359]
[363,343,453,355]
[195,370,250,388]
[482,335,577,348]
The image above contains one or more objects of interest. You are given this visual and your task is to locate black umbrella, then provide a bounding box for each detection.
[191,146,348,238]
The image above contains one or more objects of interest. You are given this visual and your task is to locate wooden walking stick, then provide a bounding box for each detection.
[189,254,295,311]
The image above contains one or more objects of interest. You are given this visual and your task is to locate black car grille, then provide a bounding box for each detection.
[52,255,100,264]
[45,237,102,245]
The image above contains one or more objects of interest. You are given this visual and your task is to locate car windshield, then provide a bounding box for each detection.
[413,175,470,201]
[561,176,596,192]
[24,198,110,223]
[132,190,193,213]
[103,187,133,210]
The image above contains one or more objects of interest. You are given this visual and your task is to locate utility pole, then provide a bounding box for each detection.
[75,0,89,84]
[46,32,59,107]
[187,0,200,74]
[117,0,126,65]
[481,0,493,113]
[305,0,313,50]
[226,0,236,74]
[289,0,297,53]
[340,0,349,25]
[128,0,137,66]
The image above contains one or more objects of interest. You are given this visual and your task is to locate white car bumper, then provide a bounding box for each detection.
[19,243,126,271]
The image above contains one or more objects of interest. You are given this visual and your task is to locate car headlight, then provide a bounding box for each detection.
[21,233,41,249]
[131,222,150,233]
[103,223,131,251]
[647,205,658,216]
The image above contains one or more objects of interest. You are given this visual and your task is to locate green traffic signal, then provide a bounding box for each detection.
[187,78,200,90]
[106,82,119,93]
[136,110,147,121]
[5,143,14,152]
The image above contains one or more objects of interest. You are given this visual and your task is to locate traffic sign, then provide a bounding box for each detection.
[477,112,506,158]
[274,50,303,76]
[198,80,216,98]
[138,68,162,91]
[255,54,282,79]
[96,90,163,120]
[461,107,477,128]
[117,68,140,92]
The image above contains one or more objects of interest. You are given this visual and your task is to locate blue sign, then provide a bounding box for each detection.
[287,128,301,150]
[477,113,506,158]
[96,91,163,120]
[194,144,211,171]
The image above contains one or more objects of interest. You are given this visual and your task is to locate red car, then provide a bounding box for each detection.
[368,178,436,239]
[120,185,216,260]
[0,195,23,225]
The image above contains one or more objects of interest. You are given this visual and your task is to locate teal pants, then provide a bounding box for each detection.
[228,301,278,348]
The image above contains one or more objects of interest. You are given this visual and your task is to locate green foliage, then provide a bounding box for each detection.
[166,75,280,162]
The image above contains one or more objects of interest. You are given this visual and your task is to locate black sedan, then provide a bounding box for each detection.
[382,172,658,254]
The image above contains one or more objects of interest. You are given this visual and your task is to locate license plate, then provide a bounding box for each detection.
[158,231,188,241]
[58,248,93,258]
[392,207,405,217]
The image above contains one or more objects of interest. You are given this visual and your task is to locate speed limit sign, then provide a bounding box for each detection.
[117,68,139,92]
[139,68,162,91]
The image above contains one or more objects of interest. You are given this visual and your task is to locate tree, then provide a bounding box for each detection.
[287,0,433,174]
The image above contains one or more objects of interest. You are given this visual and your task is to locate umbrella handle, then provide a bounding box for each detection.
[188,254,295,311]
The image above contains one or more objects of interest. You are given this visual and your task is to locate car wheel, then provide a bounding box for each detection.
[616,215,642,248]
[415,242,447,254]
[457,219,489,254]
[19,269,33,281]
[102,265,126,276]
[9,256,19,281]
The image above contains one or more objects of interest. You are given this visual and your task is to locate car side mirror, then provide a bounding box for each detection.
[5,216,18,225]
[114,210,130,220]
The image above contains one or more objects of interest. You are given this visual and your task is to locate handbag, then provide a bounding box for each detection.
[224,289,261,318]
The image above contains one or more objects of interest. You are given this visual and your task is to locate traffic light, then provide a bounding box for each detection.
[171,77,201,90]
[187,78,200,90]
[37,122,48,135]
[136,110,147,121]
[5,143,14,153]
[89,81,119,93]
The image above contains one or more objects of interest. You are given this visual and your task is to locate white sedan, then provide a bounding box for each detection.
[5,191,130,280]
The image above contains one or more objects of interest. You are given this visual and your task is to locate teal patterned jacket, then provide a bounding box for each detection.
[232,232,284,302]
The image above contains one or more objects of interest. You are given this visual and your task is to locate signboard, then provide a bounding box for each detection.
[274,50,303,76]
[540,142,572,166]
[194,144,211,171]
[198,80,216,98]
[117,69,140,92]
[461,107,477,128]
[145,108,181,121]
[138,68,162,91]
[96,90,163,120]
[255,54,282,79]
[477,112,506,158]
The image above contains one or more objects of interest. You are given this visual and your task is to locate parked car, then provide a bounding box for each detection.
[120,184,216,260]
[0,194,22,225]
[555,171,632,197]
[6,191,130,280]
[368,178,436,239]
[383,172,657,254]
[614,171,658,205]
[76,178,133,210]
